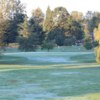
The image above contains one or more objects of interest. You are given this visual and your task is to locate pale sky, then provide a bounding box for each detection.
[21,0,100,17]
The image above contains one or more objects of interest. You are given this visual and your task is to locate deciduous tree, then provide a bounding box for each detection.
[43,6,54,32]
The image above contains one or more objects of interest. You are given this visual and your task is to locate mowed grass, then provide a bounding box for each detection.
[0,67,100,100]
[0,55,27,65]
[0,46,94,66]
[0,46,100,100]
[0,52,94,66]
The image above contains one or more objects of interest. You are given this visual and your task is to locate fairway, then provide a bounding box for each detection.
[0,51,100,100]
[1,0,100,99]
[1,51,94,65]
[0,66,100,100]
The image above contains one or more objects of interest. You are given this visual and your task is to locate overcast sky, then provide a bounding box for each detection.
[21,0,100,17]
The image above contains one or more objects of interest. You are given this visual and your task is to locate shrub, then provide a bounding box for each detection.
[41,41,55,51]
[83,37,93,50]
[94,41,99,47]
[64,36,76,46]
[18,37,37,51]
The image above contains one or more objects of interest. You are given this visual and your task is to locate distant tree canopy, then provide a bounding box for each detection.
[53,7,69,27]
[19,15,29,38]
[47,28,65,46]
[0,0,25,47]
[19,6,83,51]
[18,8,45,51]
[88,16,100,33]
[43,6,54,32]
[1,2,100,56]
[0,20,9,47]
[83,12,100,35]
[3,14,25,44]
[43,7,84,47]
[32,7,44,26]
[71,11,83,21]
[28,17,45,46]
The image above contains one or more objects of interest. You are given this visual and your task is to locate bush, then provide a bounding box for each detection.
[18,37,37,51]
[94,41,99,47]
[83,37,93,50]
[64,36,75,46]
[41,41,55,51]
[83,41,93,50]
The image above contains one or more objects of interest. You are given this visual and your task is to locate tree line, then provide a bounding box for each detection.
[1,0,100,62]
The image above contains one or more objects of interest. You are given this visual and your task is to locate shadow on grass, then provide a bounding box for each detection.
[0,55,67,66]
[70,54,96,63]
[0,55,28,65]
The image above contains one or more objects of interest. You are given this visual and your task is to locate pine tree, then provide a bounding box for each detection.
[18,15,38,51]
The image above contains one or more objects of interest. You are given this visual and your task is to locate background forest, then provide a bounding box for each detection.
[0,0,100,62]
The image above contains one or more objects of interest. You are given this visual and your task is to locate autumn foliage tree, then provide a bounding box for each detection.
[43,6,54,32]
[94,24,100,63]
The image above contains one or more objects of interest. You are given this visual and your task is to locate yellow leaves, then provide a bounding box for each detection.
[94,23,100,63]
[0,0,15,20]
[94,24,100,43]
[71,11,83,21]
